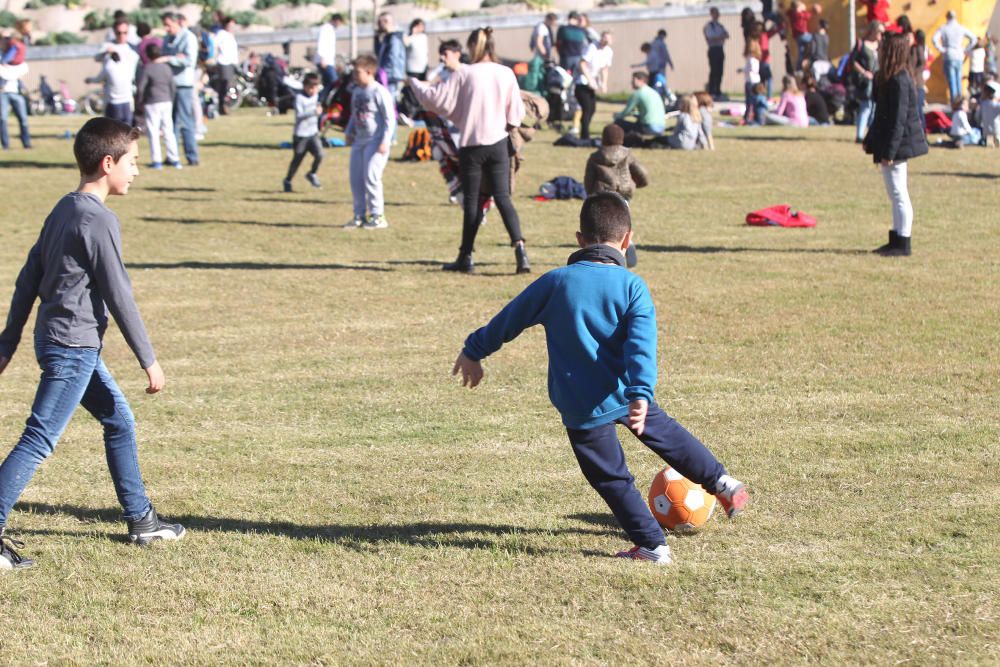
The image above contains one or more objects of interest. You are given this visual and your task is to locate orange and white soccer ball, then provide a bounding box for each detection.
[647,466,717,532]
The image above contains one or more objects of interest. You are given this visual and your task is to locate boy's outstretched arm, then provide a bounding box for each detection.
[453,274,554,388]
[0,240,44,370]
[452,352,483,388]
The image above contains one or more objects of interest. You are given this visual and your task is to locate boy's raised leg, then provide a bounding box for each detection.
[627,402,748,516]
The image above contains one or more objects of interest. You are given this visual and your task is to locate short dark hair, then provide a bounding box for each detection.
[354,53,377,73]
[160,11,176,23]
[545,12,557,21]
[580,192,631,244]
[330,13,344,23]
[136,21,151,37]
[222,15,235,26]
[632,71,648,83]
[73,117,141,176]
[303,71,320,86]
[657,29,667,38]
[145,42,161,60]
[113,9,127,20]
[439,38,461,54]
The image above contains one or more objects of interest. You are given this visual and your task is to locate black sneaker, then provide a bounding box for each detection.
[283,179,293,193]
[127,507,186,546]
[0,528,34,570]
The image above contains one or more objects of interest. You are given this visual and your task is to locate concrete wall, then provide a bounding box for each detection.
[21,5,787,101]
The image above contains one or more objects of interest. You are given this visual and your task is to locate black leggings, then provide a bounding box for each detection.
[574,84,596,139]
[458,138,524,255]
[285,135,324,180]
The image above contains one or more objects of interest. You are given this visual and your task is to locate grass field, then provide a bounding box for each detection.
[0,106,998,664]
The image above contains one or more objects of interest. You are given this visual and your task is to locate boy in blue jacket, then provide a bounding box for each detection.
[453,192,748,564]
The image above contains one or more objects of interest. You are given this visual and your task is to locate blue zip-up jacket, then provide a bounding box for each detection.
[463,260,657,429]
[375,30,406,83]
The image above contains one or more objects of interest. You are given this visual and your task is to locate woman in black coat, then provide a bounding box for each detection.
[863,33,928,256]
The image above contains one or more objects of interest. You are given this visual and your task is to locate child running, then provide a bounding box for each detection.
[0,118,184,571]
[343,54,396,229]
[452,193,749,565]
[283,71,324,192]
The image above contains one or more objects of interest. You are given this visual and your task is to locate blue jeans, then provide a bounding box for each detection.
[319,63,337,103]
[796,33,813,71]
[106,102,133,128]
[944,58,963,102]
[856,98,874,141]
[0,91,32,149]
[614,119,664,135]
[173,86,199,164]
[0,344,152,526]
[565,402,726,549]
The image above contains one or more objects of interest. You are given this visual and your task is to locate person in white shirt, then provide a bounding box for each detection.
[592,31,614,94]
[88,19,140,127]
[102,10,140,48]
[315,13,344,101]
[404,18,429,80]
[213,16,239,114]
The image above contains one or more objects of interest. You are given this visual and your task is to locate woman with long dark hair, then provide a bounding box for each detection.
[408,27,528,274]
[863,33,927,257]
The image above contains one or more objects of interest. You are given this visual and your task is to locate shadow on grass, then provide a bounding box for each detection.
[530,243,869,255]
[141,186,218,193]
[140,215,335,229]
[0,160,74,169]
[199,141,286,151]
[127,260,391,272]
[246,196,351,205]
[17,502,621,555]
[917,170,1000,180]
[722,135,808,142]
[568,512,704,540]
[641,244,870,255]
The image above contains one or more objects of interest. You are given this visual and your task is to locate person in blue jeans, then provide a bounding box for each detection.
[159,11,199,165]
[0,118,185,572]
[452,192,749,565]
[0,83,31,150]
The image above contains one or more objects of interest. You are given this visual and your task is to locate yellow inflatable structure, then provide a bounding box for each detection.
[812,0,1000,101]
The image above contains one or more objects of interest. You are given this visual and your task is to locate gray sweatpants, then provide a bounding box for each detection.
[350,139,389,217]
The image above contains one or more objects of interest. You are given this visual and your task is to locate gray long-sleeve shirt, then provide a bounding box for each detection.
[136,61,176,106]
[0,192,155,368]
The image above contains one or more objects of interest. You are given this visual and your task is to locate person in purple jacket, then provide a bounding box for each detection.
[0,118,185,571]
[452,193,749,565]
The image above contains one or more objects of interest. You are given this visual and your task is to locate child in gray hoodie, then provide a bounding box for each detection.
[583,124,649,267]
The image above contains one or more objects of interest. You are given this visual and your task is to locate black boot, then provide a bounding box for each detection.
[882,234,911,257]
[514,243,531,274]
[874,230,898,255]
[443,252,475,273]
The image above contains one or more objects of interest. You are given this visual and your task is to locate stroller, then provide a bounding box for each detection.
[543,61,573,127]
[255,53,300,113]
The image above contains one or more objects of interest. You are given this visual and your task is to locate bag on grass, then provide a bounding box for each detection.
[746,205,816,228]
[925,109,952,134]
[401,128,433,162]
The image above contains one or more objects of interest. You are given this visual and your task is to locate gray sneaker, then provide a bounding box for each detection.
[343,215,365,229]
[127,507,186,547]
[305,172,321,188]
[362,214,389,229]
[0,528,34,570]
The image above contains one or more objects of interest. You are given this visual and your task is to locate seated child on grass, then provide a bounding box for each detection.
[452,193,749,565]
[980,81,1000,148]
[583,123,648,267]
[0,118,185,571]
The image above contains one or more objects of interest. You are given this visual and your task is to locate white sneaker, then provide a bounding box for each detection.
[362,214,389,229]
[615,544,672,565]
[343,216,365,229]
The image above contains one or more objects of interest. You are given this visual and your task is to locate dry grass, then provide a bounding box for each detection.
[0,107,997,664]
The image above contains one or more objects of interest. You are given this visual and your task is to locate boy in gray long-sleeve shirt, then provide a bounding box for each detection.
[0,118,185,572]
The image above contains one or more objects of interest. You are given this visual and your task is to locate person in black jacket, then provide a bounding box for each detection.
[863,33,928,257]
